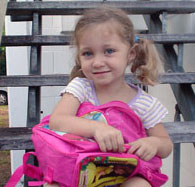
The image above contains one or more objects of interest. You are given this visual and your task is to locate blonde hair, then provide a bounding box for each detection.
[70,6,161,85]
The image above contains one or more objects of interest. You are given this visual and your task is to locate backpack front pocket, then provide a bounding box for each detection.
[77,154,139,187]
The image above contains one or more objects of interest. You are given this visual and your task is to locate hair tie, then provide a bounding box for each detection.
[135,36,140,43]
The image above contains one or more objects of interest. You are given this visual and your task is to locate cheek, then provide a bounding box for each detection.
[80,60,86,69]
[80,62,90,75]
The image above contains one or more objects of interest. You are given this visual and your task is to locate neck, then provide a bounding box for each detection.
[94,79,133,105]
[95,79,127,95]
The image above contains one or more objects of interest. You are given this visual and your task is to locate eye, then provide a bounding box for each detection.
[105,48,115,55]
[82,51,93,57]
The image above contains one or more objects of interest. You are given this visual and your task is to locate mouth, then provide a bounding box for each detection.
[93,71,111,75]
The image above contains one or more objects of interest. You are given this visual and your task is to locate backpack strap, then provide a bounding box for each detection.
[4,165,24,187]
[5,152,44,187]
[97,101,146,137]
[23,152,43,180]
[97,101,142,123]
[97,101,131,110]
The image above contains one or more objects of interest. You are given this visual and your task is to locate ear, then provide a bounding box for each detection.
[127,47,136,65]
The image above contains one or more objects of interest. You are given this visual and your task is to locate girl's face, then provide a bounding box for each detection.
[78,22,135,88]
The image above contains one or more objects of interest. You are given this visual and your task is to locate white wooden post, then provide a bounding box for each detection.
[0,0,7,44]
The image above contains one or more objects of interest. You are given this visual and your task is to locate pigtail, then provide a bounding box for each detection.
[131,39,161,86]
[70,55,85,81]
[69,29,86,81]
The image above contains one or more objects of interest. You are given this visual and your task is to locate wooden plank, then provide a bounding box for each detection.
[163,121,195,143]
[1,35,71,46]
[173,143,181,187]
[0,0,8,44]
[0,74,70,87]
[0,121,195,150]
[157,73,195,84]
[162,45,195,121]
[0,73,195,87]
[27,13,42,127]
[140,34,195,44]
[25,10,42,187]
[145,14,195,122]
[27,87,41,127]
[172,105,181,187]
[0,127,33,150]
[1,34,195,46]
[6,1,195,16]
[145,14,194,187]
[11,15,33,22]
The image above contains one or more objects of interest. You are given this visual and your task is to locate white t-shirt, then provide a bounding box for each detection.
[61,77,168,129]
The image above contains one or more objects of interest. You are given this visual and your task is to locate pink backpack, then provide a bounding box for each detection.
[5,101,168,187]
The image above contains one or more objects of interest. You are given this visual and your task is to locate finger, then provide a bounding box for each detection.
[143,154,150,161]
[144,151,156,161]
[96,138,107,152]
[117,134,125,153]
[111,136,118,152]
[128,143,140,154]
[142,152,153,161]
[139,151,148,160]
[134,147,146,159]
[99,142,107,152]
[104,138,113,152]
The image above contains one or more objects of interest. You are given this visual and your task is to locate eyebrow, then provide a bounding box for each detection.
[80,44,115,50]
[79,47,91,53]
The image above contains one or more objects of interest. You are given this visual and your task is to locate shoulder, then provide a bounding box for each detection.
[131,89,168,129]
[69,77,91,86]
[60,77,92,103]
[64,77,91,91]
[131,89,156,114]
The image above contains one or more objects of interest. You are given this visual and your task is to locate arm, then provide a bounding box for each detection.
[146,123,173,158]
[128,123,173,161]
[49,93,98,137]
[49,93,124,152]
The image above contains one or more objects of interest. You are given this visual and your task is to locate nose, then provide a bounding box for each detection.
[92,55,105,68]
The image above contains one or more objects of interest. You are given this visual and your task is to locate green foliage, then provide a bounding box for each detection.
[0,46,6,75]
[0,26,6,75]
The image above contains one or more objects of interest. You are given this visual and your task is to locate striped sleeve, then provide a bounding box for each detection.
[142,96,168,129]
[131,91,168,129]
[60,77,86,103]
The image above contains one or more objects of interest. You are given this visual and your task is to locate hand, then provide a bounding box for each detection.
[127,137,159,161]
[93,123,125,153]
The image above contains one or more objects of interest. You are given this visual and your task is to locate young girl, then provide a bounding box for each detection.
[47,6,173,187]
